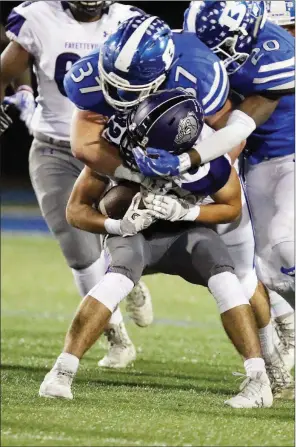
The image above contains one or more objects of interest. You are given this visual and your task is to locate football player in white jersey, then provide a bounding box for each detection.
[0,0,153,369]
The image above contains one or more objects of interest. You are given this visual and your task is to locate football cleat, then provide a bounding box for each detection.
[126,280,154,327]
[274,314,295,372]
[265,351,294,399]
[224,371,273,408]
[98,322,136,368]
[39,369,74,400]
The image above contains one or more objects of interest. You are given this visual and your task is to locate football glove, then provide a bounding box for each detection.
[132,147,191,177]
[119,193,156,237]
[4,86,35,133]
[143,192,200,222]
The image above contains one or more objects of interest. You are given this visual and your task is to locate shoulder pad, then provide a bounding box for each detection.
[249,22,295,94]
[64,50,113,115]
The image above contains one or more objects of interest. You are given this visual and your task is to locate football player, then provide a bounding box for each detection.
[96,89,293,397]
[266,1,295,37]
[0,0,153,369]
[63,12,294,368]
[39,90,274,408]
[182,0,295,369]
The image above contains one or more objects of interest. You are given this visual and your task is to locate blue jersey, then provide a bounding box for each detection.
[229,22,295,164]
[64,31,229,118]
[165,32,229,116]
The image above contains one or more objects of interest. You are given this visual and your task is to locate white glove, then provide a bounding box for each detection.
[143,192,200,222]
[4,86,35,133]
[104,193,156,237]
[114,164,145,184]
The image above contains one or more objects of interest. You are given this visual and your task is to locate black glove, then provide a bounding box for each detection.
[0,103,13,136]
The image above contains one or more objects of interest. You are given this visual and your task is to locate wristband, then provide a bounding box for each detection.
[104,218,122,235]
[178,152,191,173]
[185,205,201,221]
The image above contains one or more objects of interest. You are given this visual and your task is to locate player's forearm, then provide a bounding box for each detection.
[66,203,108,234]
[73,137,123,177]
[196,203,241,224]
[13,68,32,91]
[70,109,122,176]
[188,110,256,166]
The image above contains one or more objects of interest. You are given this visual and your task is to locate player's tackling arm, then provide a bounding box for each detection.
[186,94,278,167]
[145,166,241,225]
[66,166,109,234]
[71,108,145,183]
[71,108,121,175]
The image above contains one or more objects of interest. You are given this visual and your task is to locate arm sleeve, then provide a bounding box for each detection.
[193,110,256,164]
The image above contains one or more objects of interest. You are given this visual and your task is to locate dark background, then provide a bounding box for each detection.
[1,1,187,187]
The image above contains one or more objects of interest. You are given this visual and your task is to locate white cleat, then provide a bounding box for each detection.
[274,314,295,372]
[39,369,73,400]
[98,322,136,369]
[126,280,153,327]
[266,354,293,399]
[224,371,273,408]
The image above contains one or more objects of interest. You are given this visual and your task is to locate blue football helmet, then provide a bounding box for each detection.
[99,15,175,111]
[184,1,267,74]
[266,1,295,26]
[125,89,204,155]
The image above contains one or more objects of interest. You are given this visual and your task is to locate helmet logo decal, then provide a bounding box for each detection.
[174,111,199,146]
[114,16,158,73]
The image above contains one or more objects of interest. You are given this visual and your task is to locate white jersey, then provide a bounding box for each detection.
[6,1,140,140]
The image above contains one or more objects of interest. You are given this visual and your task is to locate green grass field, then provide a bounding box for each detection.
[1,235,294,447]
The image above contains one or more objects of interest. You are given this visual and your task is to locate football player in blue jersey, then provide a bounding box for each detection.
[182,0,295,370]
[63,11,294,367]
[63,14,232,180]
[40,90,276,408]
[266,1,295,37]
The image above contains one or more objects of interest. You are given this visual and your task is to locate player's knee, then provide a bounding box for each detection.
[208,271,250,314]
[107,234,145,285]
[88,272,134,313]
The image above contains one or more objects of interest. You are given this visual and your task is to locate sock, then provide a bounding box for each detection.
[269,289,294,319]
[53,352,79,374]
[71,253,109,297]
[244,357,266,376]
[258,322,275,363]
[109,307,124,325]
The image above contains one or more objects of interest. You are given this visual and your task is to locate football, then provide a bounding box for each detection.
[98,181,141,219]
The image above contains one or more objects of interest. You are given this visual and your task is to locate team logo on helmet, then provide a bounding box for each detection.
[174,112,199,146]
